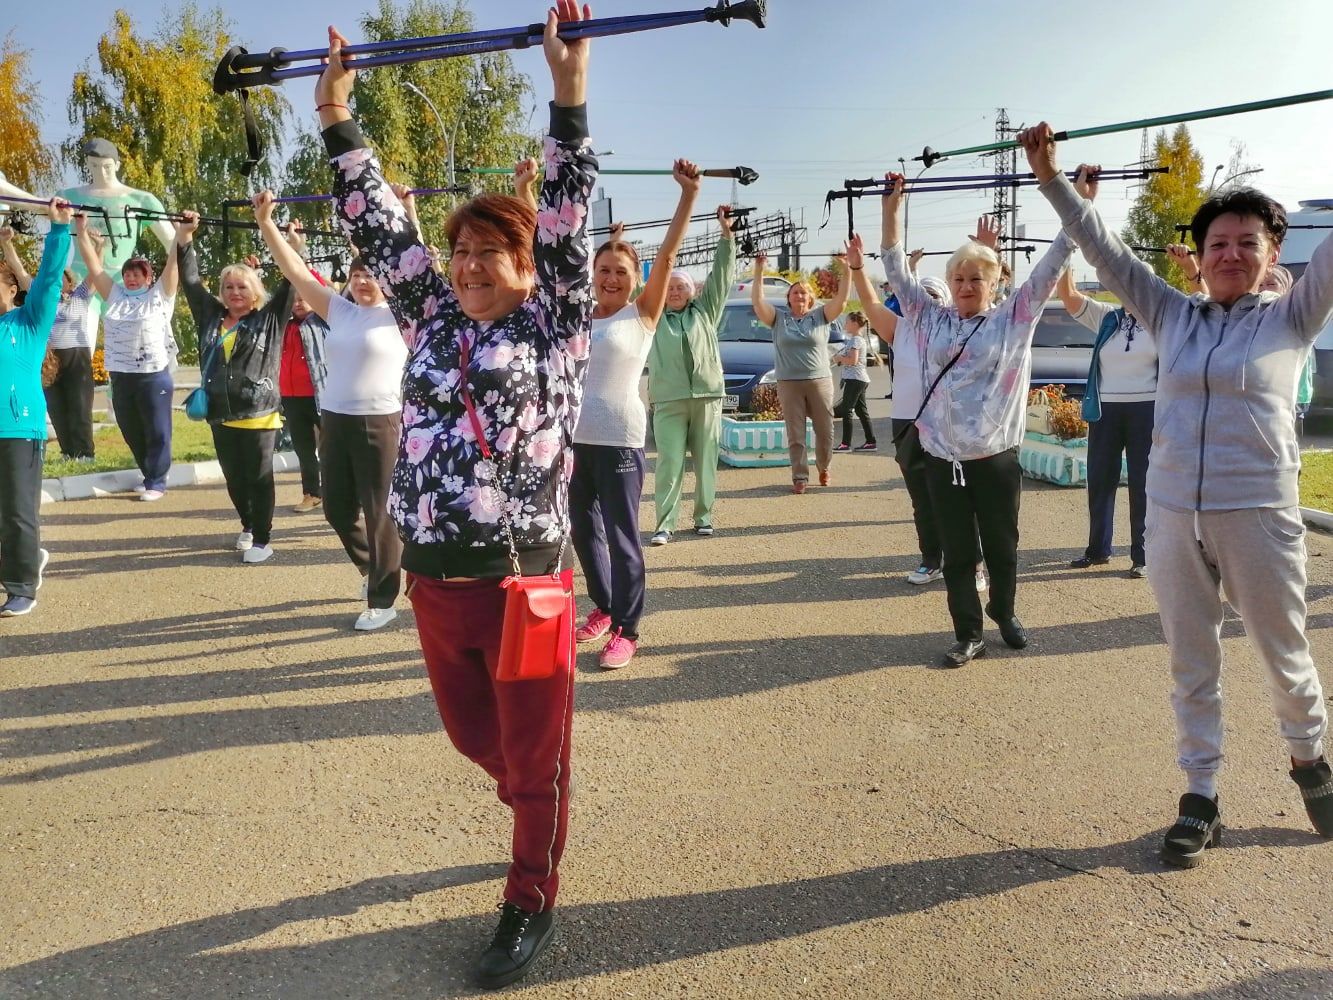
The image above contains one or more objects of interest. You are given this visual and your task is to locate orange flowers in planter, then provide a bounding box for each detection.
[750,383,782,420]
[1027,384,1088,441]
[91,348,109,385]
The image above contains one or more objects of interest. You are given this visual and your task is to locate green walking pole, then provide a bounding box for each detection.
[914,88,1333,166]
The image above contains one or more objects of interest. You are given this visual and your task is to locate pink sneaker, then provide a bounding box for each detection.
[576,609,612,644]
[599,630,638,670]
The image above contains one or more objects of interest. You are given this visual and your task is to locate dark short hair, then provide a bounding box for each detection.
[1191,187,1287,250]
[348,255,372,275]
[79,137,121,163]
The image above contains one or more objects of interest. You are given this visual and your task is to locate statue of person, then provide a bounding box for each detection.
[0,139,174,281]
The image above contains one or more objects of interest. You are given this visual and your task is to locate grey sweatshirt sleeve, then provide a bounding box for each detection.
[1275,228,1333,342]
[1038,173,1186,338]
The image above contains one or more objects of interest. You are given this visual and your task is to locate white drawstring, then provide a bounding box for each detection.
[951,460,967,487]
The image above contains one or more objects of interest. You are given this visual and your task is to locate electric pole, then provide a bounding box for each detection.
[993,108,1019,276]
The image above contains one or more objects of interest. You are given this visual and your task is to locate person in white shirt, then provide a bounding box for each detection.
[570,160,699,670]
[256,191,407,631]
[73,213,181,501]
[832,311,877,451]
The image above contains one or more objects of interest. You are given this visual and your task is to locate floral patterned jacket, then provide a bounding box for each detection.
[325,106,597,578]
[883,235,1074,467]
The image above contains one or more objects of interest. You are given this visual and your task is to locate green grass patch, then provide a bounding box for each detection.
[1300,450,1333,512]
[42,412,217,480]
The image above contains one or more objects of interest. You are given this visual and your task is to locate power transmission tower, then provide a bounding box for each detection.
[993,108,1020,276]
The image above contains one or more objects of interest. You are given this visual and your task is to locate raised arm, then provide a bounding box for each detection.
[173,212,224,334]
[157,226,182,299]
[317,27,449,332]
[750,252,777,327]
[389,183,423,240]
[254,192,334,320]
[845,233,897,338]
[879,173,937,318]
[636,159,701,327]
[690,205,738,334]
[1022,125,1185,335]
[18,202,73,336]
[0,226,32,291]
[73,213,114,300]
[1056,268,1086,316]
[513,157,540,211]
[1167,244,1205,295]
[822,251,851,324]
[1275,227,1333,342]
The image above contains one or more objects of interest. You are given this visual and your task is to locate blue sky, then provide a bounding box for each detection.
[14,0,1333,282]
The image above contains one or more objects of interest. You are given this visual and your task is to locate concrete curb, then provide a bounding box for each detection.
[41,451,301,505]
[1300,506,1333,532]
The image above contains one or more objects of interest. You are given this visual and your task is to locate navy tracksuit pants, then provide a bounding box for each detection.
[1083,400,1154,567]
[569,444,646,640]
[110,369,174,492]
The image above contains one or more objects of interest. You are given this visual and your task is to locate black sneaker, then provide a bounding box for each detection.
[1161,793,1222,868]
[985,603,1028,649]
[1069,555,1110,569]
[476,902,556,989]
[1290,759,1333,837]
[943,639,986,667]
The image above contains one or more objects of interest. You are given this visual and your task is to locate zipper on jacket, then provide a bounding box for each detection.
[1196,309,1230,510]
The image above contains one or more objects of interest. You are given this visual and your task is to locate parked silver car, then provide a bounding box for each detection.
[1030,301,1095,399]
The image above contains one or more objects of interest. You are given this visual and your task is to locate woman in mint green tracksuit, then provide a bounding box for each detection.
[0,201,73,617]
[646,206,737,545]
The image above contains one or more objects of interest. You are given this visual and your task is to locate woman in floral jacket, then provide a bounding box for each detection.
[317,3,596,988]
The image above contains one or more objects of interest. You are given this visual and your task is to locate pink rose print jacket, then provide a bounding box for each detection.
[324,104,598,578]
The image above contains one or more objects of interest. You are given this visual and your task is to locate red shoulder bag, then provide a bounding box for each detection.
[459,334,576,682]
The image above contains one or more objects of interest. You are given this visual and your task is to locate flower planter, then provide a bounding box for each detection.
[1020,430,1126,487]
[719,415,814,468]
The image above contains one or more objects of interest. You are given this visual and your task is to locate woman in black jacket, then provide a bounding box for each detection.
[176,213,296,563]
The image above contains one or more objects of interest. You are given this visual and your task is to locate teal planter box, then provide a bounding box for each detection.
[719,416,814,468]
[1020,430,1126,487]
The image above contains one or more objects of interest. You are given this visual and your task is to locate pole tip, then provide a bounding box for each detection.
[918,147,944,167]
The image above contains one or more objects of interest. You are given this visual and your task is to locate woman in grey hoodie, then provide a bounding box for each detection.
[1022,122,1333,867]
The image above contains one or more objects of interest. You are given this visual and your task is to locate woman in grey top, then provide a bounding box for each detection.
[750,253,849,492]
[1023,122,1333,865]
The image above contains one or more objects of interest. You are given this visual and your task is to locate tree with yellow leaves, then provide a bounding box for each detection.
[1121,125,1207,291]
[0,33,56,194]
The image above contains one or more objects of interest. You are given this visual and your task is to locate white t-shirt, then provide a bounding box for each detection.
[102,284,175,374]
[891,317,924,419]
[838,331,870,383]
[574,302,656,448]
[321,295,409,415]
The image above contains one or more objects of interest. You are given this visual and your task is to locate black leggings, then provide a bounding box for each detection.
[834,379,875,445]
[281,396,321,497]
[212,425,277,546]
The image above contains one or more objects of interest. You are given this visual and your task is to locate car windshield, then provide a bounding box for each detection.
[717,306,774,343]
[1032,308,1097,348]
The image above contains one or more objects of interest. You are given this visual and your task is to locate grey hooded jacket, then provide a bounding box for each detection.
[1041,173,1333,511]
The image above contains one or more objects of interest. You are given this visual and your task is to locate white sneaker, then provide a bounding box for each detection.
[242,545,274,564]
[354,607,397,631]
[140,489,165,502]
[975,568,988,592]
[235,531,254,552]
[906,564,943,585]
[36,549,49,590]
[133,483,147,494]
[649,530,671,546]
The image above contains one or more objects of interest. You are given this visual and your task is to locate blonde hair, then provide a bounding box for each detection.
[945,243,1002,284]
[786,279,817,309]
[218,263,268,311]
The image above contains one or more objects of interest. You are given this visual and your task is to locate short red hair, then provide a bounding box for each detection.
[443,194,538,277]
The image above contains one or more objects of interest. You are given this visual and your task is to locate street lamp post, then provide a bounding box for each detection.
[405,69,492,188]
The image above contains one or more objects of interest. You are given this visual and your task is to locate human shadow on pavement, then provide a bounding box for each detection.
[2,831,1324,999]
[1126,969,1333,999]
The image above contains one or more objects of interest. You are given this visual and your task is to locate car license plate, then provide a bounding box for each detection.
[723,394,740,409]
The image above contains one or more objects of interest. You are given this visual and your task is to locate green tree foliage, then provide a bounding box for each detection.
[1121,125,1206,291]
[332,0,535,246]
[0,34,56,192]
[66,5,292,358]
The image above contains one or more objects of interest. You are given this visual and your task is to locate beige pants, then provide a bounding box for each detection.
[777,377,834,483]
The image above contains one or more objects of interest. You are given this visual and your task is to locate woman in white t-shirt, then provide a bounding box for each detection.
[570,159,700,671]
[73,212,181,501]
[256,193,408,632]
[832,311,877,451]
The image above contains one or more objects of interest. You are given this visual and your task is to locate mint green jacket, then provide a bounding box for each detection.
[647,236,736,403]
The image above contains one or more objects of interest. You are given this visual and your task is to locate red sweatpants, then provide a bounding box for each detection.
[406,571,575,912]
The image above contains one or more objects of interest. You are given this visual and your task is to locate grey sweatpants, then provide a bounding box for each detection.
[1146,502,1327,787]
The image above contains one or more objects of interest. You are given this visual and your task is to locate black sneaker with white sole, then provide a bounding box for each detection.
[1290,759,1333,837]
[476,902,556,989]
[1161,793,1222,868]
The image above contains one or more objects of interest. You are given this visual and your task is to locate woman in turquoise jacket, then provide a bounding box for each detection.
[646,206,737,544]
[0,200,73,617]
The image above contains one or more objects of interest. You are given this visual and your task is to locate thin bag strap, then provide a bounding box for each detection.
[893,316,985,444]
[458,334,566,576]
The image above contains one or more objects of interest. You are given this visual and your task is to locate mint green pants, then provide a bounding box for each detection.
[652,397,722,533]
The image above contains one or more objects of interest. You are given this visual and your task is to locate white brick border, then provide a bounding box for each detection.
[40,451,301,505]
